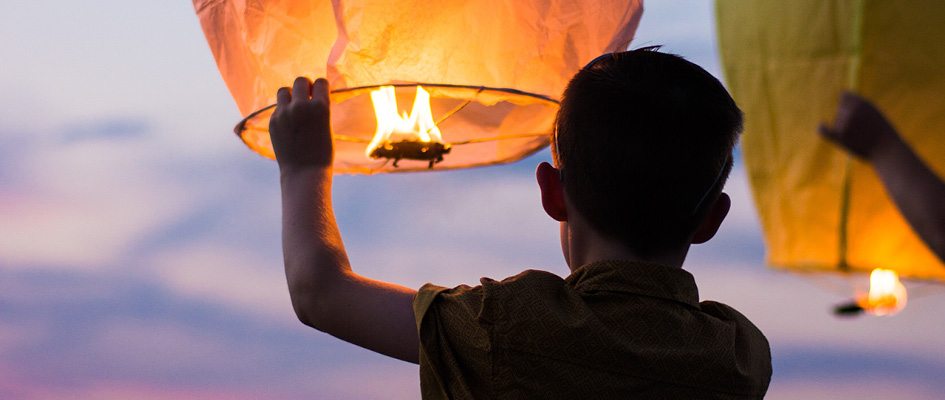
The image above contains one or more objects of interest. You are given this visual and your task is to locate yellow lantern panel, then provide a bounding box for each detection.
[717,0,945,281]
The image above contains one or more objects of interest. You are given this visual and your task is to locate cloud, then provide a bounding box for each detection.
[58,118,151,143]
[774,345,945,383]
[0,128,196,270]
[0,320,48,359]
[13,385,268,400]
[0,266,419,399]
[769,345,945,399]
[768,378,942,400]
[0,111,281,272]
[147,243,294,324]
[83,318,252,379]
[312,363,420,400]
[348,241,545,290]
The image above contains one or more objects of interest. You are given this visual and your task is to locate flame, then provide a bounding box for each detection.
[366,85,444,158]
[858,268,908,316]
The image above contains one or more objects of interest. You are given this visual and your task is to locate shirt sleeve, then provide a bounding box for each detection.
[414,282,493,400]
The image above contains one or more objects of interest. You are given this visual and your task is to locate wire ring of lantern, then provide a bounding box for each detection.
[233,83,561,146]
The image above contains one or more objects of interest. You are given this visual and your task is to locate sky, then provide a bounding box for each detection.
[2,1,944,399]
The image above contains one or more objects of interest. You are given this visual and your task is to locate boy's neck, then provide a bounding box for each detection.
[563,221,689,273]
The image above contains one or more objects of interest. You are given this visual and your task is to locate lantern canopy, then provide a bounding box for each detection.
[717,0,945,281]
[194,0,643,174]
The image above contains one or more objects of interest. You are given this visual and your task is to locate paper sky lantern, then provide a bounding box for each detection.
[193,0,642,173]
[717,0,945,313]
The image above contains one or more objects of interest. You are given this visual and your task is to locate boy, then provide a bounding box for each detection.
[269,48,772,399]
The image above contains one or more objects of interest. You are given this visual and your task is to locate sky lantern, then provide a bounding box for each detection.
[717,0,945,315]
[193,0,643,173]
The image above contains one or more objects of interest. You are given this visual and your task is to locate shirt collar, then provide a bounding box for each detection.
[564,260,700,308]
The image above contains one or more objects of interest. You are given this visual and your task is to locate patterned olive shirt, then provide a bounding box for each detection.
[413,260,771,399]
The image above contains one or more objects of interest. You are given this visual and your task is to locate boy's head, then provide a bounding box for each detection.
[545,48,742,258]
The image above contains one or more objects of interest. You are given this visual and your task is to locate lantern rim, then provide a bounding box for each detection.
[233,82,560,138]
[232,83,560,173]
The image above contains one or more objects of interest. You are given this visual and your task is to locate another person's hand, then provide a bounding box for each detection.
[819,91,899,161]
[269,77,333,169]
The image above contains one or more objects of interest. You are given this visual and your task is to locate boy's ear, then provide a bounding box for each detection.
[691,192,731,244]
[536,162,568,222]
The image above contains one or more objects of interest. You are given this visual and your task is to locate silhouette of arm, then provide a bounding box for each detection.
[271,76,419,363]
[820,92,945,263]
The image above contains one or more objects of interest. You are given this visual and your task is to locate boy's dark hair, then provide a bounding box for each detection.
[553,48,742,256]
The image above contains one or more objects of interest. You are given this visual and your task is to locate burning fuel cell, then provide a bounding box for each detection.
[834,268,909,317]
[368,141,451,169]
[859,268,908,316]
[366,86,451,168]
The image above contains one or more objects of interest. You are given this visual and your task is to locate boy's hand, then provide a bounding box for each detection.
[819,91,898,161]
[270,77,333,169]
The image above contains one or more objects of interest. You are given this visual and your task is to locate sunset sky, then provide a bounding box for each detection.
[2,1,944,399]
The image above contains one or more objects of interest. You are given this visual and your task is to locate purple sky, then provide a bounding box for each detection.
[2,1,944,399]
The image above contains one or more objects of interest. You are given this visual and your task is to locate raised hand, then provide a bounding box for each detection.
[818,91,898,161]
[820,91,945,264]
[269,77,334,169]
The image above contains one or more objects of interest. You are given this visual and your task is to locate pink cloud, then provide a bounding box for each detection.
[768,377,941,400]
[148,243,296,324]
[0,136,196,270]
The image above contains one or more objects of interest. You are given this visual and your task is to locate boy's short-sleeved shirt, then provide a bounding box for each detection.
[413,260,771,399]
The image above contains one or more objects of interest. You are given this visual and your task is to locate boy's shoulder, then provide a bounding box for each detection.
[414,268,566,327]
[417,261,772,397]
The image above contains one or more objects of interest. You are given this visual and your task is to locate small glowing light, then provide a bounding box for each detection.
[365,86,448,167]
[857,268,908,316]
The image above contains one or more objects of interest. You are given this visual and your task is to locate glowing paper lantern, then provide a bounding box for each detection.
[717,0,945,287]
[193,0,642,173]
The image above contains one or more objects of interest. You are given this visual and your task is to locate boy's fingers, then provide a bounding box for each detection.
[312,78,330,104]
[840,91,866,110]
[292,76,312,102]
[819,123,851,151]
[277,87,291,106]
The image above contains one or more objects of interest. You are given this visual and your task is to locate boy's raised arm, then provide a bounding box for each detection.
[271,76,420,363]
[820,92,945,263]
